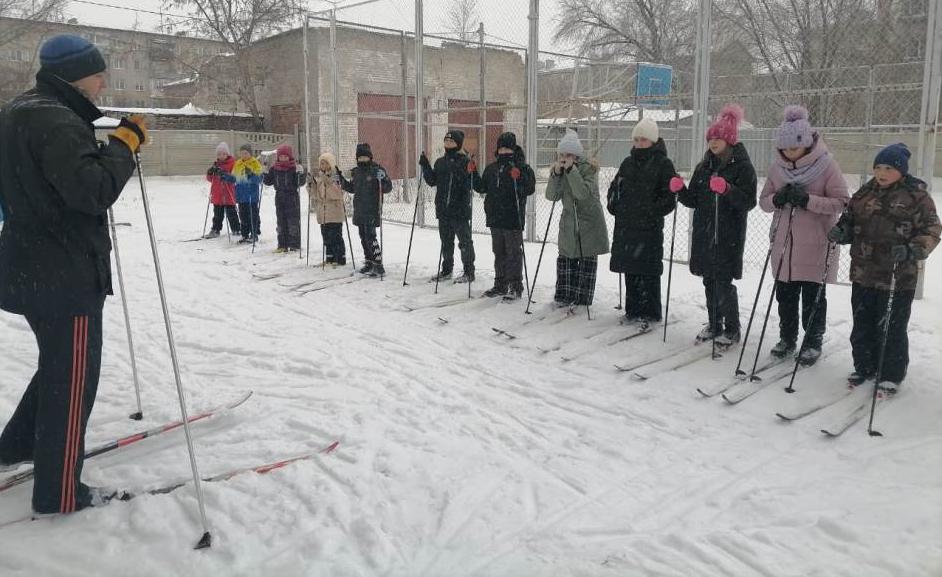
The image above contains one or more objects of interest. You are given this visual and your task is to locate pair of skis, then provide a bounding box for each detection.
[778,382,891,437]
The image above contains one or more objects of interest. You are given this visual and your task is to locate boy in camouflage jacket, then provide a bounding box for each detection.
[828,143,940,392]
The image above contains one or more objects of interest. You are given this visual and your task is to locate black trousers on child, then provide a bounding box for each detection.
[321,223,346,264]
[275,191,301,249]
[776,280,826,348]
[703,277,739,333]
[238,202,261,238]
[555,256,598,306]
[438,217,475,275]
[491,228,524,290]
[358,225,381,264]
[850,283,914,384]
[211,204,240,234]
[0,307,103,514]
[625,274,662,321]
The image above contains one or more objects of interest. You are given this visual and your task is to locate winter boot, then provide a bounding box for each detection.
[770,339,796,359]
[273,247,287,254]
[0,459,30,474]
[876,380,900,397]
[695,324,715,343]
[368,263,386,277]
[453,271,475,284]
[483,284,507,298]
[238,236,252,244]
[715,328,741,350]
[797,345,822,366]
[620,315,640,326]
[429,270,452,282]
[203,230,221,239]
[508,283,524,300]
[847,371,872,387]
[359,262,374,275]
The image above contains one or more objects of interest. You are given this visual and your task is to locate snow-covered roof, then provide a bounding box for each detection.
[100,103,252,117]
[539,106,695,126]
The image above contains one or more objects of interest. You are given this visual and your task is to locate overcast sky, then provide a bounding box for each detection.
[63,0,573,59]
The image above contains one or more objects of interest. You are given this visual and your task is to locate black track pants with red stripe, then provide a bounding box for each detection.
[0,308,103,514]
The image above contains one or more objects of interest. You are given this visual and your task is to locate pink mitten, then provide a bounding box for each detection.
[668,176,684,193]
[709,175,728,195]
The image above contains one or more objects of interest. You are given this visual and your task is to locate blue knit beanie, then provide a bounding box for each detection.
[39,34,107,83]
[873,143,910,175]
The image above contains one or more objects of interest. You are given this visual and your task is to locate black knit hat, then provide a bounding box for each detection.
[496,132,517,152]
[39,34,107,83]
[444,129,465,149]
[355,142,373,159]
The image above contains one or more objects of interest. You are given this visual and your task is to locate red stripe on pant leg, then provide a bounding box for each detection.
[71,316,88,512]
[61,317,81,512]
[61,316,88,513]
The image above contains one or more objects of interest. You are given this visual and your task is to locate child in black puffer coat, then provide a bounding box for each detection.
[263,144,306,253]
[607,118,677,329]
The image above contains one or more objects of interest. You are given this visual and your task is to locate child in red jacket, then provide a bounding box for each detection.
[203,142,240,239]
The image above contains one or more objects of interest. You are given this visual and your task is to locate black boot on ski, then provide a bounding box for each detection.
[695,324,716,343]
[483,284,507,298]
[797,345,822,366]
[203,230,221,239]
[715,328,741,350]
[770,339,796,359]
[368,263,385,277]
[847,371,872,387]
[454,271,475,284]
[429,270,452,282]
[359,262,373,275]
[505,283,524,300]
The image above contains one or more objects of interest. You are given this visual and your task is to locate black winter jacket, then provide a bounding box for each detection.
[475,151,535,230]
[677,142,758,280]
[607,139,677,275]
[263,166,305,194]
[421,150,482,221]
[0,71,136,315]
[340,161,392,227]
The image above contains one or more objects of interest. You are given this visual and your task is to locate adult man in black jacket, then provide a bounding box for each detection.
[419,129,482,283]
[0,34,146,515]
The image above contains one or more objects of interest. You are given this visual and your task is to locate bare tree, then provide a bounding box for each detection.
[553,0,697,65]
[0,0,68,47]
[444,0,479,43]
[164,0,304,129]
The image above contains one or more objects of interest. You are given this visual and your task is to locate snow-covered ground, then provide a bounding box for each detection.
[0,176,940,576]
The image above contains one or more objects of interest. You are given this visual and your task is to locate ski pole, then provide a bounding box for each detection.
[784,242,836,393]
[200,195,211,239]
[134,152,212,550]
[434,241,445,295]
[616,274,623,311]
[250,191,258,254]
[711,183,719,360]
[466,156,476,299]
[745,207,795,380]
[573,201,591,321]
[403,165,423,286]
[341,191,357,273]
[663,201,678,342]
[526,199,558,314]
[108,207,143,421]
[735,207,788,375]
[511,166,532,303]
[377,168,386,281]
[866,261,899,437]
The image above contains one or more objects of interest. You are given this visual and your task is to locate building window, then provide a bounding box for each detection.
[115,78,126,91]
[134,60,142,71]
[113,56,126,69]
[135,81,146,92]
[101,95,113,106]
[10,49,28,62]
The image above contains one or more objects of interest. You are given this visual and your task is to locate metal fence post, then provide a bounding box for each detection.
[525,0,539,242]
[415,0,426,228]
[914,0,941,300]
[330,8,341,158]
[400,30,411,202]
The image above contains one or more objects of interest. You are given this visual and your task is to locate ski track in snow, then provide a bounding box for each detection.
[0,178,940,576]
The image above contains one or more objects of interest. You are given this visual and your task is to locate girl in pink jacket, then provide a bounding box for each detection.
[759,106,849,365]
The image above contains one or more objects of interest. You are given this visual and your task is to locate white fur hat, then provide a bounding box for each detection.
[632,118,659,142]
[557,129,584,157]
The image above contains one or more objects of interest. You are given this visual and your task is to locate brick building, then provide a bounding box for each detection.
[0,17,226,108]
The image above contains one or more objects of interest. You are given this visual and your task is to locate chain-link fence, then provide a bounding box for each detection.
[297,1,939,287]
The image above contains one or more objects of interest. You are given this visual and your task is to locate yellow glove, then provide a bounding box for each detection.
[111,114,148,152]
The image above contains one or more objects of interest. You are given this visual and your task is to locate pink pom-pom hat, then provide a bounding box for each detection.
[705,103,744,145]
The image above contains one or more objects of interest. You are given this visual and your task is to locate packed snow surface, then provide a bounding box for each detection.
[0,176,939,576]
